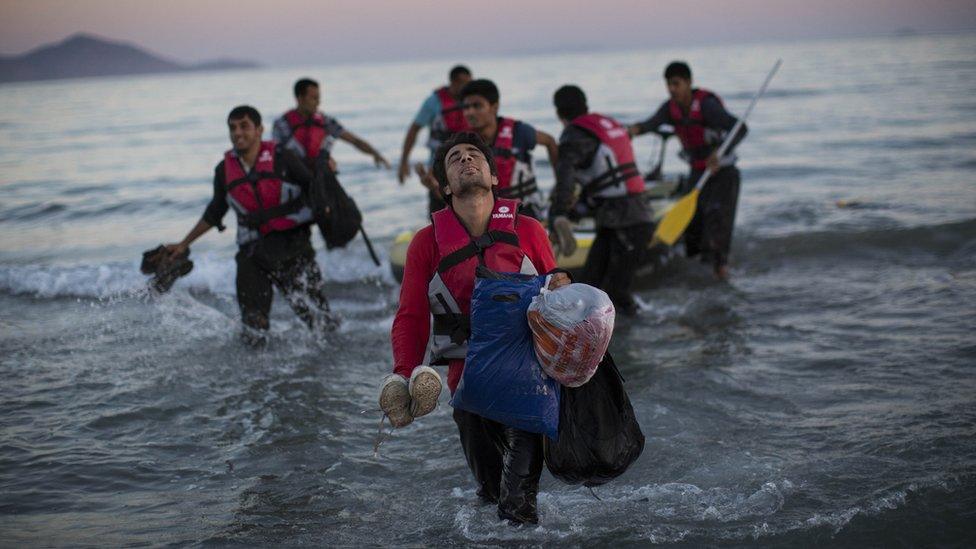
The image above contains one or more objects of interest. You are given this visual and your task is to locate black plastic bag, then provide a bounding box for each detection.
[307,156,363,250]
[543,352,644,486]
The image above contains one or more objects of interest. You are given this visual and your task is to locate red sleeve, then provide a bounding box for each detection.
[391,226,435,379]
[517,215,558,274]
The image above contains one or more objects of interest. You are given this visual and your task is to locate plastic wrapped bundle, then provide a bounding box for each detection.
[527,282,615,387]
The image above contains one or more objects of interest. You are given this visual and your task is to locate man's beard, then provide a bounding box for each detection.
[452,174,492,198]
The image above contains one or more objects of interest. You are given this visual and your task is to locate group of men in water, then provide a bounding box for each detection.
[159,61,747,523]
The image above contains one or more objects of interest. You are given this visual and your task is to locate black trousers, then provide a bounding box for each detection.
[235,226,331,332]
[685,166,741,268]
[453,408,543,524]
[581,222,654,313]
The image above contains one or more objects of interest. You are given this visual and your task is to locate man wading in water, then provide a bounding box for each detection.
[629,61,748,279]
[273,78,390,175]
[165,106,336,344]
[383,132,569,524]
[397,65,473,215]
[459,78,559,221]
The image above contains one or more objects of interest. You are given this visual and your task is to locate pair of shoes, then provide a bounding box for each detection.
[378,366,442,428]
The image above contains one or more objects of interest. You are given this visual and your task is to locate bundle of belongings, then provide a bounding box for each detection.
[528,281,615,387]
[455,267,644,486]
[140,245,193,294]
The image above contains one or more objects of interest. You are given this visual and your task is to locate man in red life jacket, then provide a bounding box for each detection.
[396,65,473,214]
[459,78,558,221]
[273,78,390,175]
[385,132,569,524]
[628,61,748,279]
[165,106,336,344]
[549,85,654,317]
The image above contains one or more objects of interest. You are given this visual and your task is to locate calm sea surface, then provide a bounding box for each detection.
[1,33,975,546]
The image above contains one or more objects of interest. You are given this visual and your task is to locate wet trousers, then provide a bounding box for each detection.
[684,166,741,268]
[581,222,654,315]
[235,226,331,332]
[453,408,544,524]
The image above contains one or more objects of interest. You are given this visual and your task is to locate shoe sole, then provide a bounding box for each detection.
[409,371,441,418]
[379,380,412,428]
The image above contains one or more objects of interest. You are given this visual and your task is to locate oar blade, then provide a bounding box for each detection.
[653,190,699,246]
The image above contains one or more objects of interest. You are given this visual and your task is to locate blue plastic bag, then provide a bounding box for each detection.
[450,268,561,439]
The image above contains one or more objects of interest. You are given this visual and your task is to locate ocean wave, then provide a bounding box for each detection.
[739,217,976,265]
[0,245,394,299]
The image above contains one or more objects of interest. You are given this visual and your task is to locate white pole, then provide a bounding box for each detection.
[693,59,783,192]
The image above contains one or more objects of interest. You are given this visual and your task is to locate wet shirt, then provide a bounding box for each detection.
[634,95,748,168]
[201,148,314,236]
[550,125,651,230]
[272,111,345,159]
[391,214,557,393]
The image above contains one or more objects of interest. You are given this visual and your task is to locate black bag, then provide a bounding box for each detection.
[307,155,363,250]
[543,352,645,486]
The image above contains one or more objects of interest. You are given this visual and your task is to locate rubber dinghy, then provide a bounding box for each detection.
[389,177,684,284]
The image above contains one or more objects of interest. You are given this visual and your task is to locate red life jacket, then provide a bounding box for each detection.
[284,109,329,162]
[570,113,645,199]
[424,198,538,364]
[493,117,518,190]
[435,86,469,133]
[224,141,309,240]
[669,88,723,171]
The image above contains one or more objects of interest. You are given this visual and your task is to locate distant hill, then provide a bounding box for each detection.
[0,33,259,84]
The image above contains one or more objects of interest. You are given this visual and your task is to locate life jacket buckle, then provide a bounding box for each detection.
[472,232,495,252]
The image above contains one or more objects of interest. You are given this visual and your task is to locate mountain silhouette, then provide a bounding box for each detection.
[0,33,258,83]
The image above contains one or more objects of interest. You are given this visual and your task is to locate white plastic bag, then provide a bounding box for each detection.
[527,282,615,387]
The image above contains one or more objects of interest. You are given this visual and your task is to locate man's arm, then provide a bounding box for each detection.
[701,96,748,173]
[536,129,559,168]
[628,102,671,138]
[339,129,391,169]
[398,123,423,184]
[549,127,599,223]
[391,227,435,379]
[165,164,226,257]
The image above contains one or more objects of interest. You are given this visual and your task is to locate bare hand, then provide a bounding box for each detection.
[415,164,442,197]
[548,272,571,290]
[397,162,410,184]
[550,216,577,257]
[374,153,391,170]
[164,242,188,260]
[328,156,338,174]
[706,153,721,174]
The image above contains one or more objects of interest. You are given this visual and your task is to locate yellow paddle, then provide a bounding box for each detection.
[652,59,783,246]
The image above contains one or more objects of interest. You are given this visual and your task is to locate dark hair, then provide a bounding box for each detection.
[227,105,262,126]
[449,65,472,82]
[553,85,588,120]
[664,61,692,81]
[460,79,499,105]
[432,132,497,205]
[294,78,319,98]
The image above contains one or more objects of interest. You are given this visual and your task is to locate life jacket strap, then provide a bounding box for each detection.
[226,170,279,192]
[583,160,641,196]
[436,230,520,274]
[237,197,307,229]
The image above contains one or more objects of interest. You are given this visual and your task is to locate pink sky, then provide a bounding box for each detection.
[2,0,975,65]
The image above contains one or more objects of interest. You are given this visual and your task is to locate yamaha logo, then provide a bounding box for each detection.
[498,206,510,213]
[600,119,614,129]
[259,150,273,162]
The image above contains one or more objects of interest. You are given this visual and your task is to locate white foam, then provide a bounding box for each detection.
[0,245,396,299]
